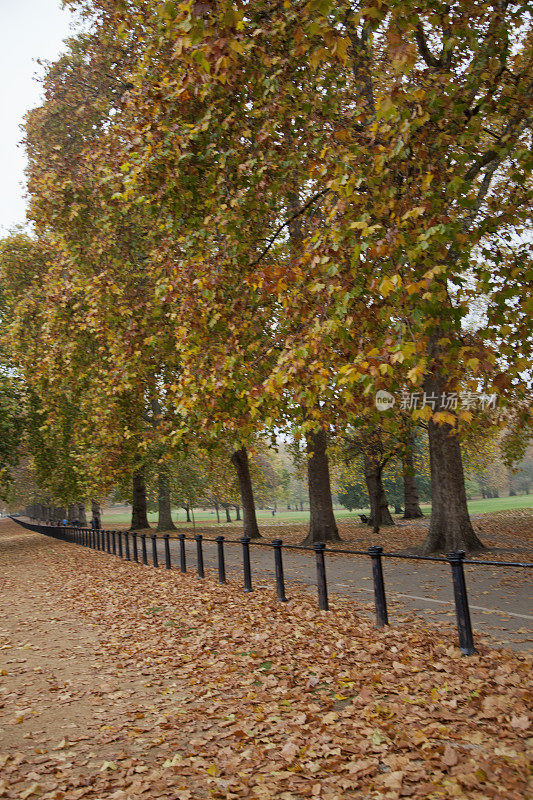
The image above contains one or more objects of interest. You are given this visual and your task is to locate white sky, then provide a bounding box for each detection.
[0,0,74,233]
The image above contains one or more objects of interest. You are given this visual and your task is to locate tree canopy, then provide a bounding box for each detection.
[0,0,531,550]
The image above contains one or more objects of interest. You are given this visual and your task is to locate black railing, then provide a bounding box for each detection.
[10,517,532,656]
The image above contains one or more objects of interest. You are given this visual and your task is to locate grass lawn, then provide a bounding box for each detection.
[101,493,532,527]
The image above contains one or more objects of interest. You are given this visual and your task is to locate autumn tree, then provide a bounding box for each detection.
[13,0,532,555]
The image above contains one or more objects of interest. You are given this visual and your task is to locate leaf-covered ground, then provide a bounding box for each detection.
[0,519,531,800]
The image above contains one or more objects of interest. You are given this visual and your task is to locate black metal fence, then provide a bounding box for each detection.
[10,517,532,656]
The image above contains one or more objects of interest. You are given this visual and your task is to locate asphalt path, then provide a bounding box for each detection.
[136,534,533,652]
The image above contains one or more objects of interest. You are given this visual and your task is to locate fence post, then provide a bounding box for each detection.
[447,551,476,655]
[151,534,159,567]
[111,530,116,555]
[216,536,226,584]
[106,530,111,554]
[368,546,388,627]
[178,534,187,573]
[132,531,139,563]
[124,531,131,561]
[195,534,205,579]
[96,529,101,551]
[117,530,123,558]
[272,540,288,602]
[241,536,252,592]
[141,533,148,565]
[314,543,329,610]
[163,533,171,569]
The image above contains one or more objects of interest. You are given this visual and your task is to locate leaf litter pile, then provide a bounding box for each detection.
[0,520,531,800]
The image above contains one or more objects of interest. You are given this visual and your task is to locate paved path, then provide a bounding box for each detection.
[148,535,533,651]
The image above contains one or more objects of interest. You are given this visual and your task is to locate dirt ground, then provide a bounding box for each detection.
[1,517,531,800]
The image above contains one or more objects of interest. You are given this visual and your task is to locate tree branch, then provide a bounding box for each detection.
[414,24,442,68]
[249,189,331,268]
[464,149,498,181]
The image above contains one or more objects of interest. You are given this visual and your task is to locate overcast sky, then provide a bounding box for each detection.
[0,0,74,233]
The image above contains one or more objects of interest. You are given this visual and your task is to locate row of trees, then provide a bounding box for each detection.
[0,0,531,552]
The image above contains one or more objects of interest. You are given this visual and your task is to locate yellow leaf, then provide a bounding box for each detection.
[413,405,432,421]
[310,47,326,68]
[335,37,349,63]
[379,277,394,297]
[20,783,41,799]
[433,411,456,426]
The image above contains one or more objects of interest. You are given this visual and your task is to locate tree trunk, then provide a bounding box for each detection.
[402,440,424,519]
[157,469,176,531]
[364,456,394,528]
[234,505,241,521]
[301,428,340,544]
[130,470,150,530]
[214,501,220,524]
[421,377,484,553]
[230,446,261,538]
[394,503,403,515]
[183,504,191,522]
[91,500,101,529]
[222,504,232,523]
[67,503,78,525]
[77,502,87,526]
